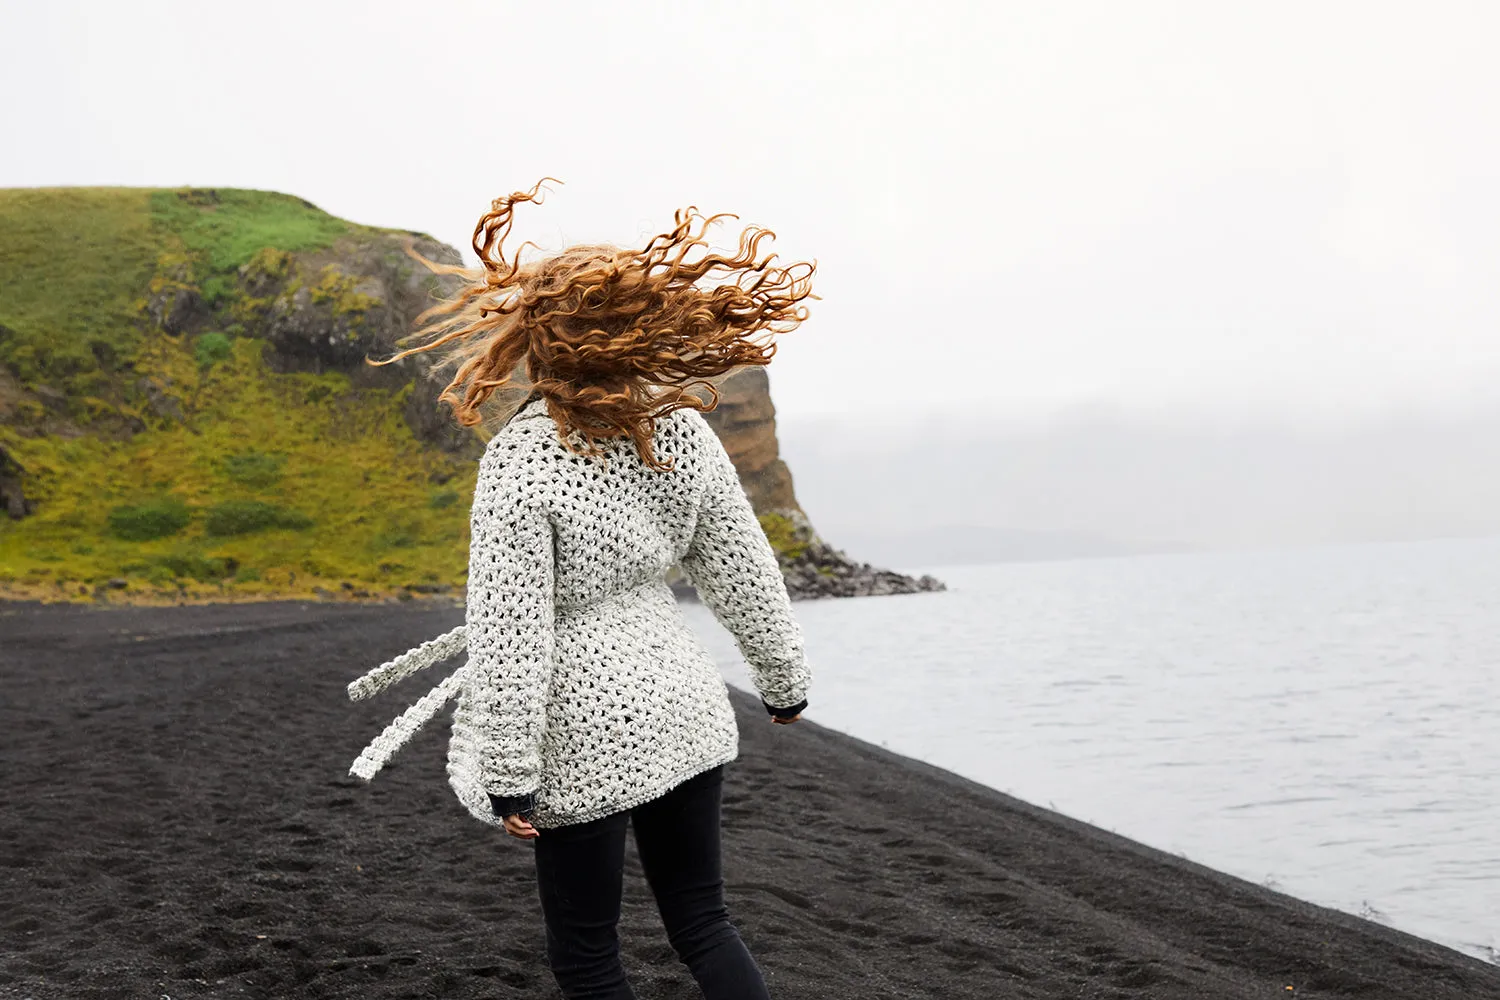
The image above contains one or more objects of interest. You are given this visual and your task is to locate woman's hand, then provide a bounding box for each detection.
[771,713,801,725]
[503,814,540,840]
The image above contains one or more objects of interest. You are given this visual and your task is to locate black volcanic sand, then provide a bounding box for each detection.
[3,600,1498,1000]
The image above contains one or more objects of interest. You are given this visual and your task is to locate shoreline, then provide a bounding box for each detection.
[3,597,1497,998]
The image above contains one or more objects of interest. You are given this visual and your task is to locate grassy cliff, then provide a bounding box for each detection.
[0,187,477,605]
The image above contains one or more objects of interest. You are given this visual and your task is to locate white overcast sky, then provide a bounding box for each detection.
[4,1,1498,422]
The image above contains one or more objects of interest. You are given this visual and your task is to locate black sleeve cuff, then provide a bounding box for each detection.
[488,791,537,819]
[762,697,807,719]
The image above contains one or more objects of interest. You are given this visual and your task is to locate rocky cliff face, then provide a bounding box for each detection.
[699,368,799,513]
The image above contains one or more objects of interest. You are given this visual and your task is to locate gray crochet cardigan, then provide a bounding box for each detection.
[346,396,810,829]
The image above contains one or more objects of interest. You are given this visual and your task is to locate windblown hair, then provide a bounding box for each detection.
[370,179,817,471]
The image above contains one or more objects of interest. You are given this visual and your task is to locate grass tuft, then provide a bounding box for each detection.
[203,499,314,537]
[194,331,232,368]
[107,497,192,542]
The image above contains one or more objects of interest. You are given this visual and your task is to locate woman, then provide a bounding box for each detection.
[345,180,816,999]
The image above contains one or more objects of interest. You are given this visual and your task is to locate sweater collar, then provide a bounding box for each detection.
[513,395,549,421]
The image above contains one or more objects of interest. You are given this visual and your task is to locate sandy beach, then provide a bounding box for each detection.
[2,597,1497,999]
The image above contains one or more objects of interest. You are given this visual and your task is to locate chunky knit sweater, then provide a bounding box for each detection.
[346,396,811,830]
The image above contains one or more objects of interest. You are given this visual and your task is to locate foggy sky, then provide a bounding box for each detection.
[4,1,1498,423]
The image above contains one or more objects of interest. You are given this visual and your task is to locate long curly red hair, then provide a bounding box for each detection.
[370,179,816,471]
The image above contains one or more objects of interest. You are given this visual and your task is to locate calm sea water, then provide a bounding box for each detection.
[681,536,1500,964]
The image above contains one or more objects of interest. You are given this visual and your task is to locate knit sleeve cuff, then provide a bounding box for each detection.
[762,696,807,720]
[488,790,538,819]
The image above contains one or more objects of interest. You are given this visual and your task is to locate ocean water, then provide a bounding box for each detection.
[681,536,1500,964]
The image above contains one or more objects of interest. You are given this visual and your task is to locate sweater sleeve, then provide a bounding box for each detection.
[679,415,811,711]
[465,438,556,801]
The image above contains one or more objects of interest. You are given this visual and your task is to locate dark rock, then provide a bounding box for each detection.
[668,508,946,602]
[134,377,185,423]
[106,578,129,589]
[145,261,206,334]
[403,381,484,457]
[768,508,947,601]
[0,445,34,519]
[265,279,386,371]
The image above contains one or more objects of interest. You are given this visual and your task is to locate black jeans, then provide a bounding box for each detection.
[531,764,771,1000]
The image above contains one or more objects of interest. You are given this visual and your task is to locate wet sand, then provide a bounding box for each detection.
[2,597,1497,999]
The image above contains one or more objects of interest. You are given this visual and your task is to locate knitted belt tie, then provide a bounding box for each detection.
[348,663,471,782]
[346,623,471,782]
[346,624,469,701]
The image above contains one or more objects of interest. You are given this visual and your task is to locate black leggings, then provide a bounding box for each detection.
[531,764,770,1000]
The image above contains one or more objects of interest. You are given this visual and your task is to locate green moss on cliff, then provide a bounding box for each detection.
[308,264,379,328]
[757,512,807,561]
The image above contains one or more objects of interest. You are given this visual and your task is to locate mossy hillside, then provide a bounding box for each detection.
[0,332,473,603]
[0,187,471,604]
[1,333,474,603]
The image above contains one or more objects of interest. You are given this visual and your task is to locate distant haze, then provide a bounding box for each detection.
[780,404,1500,557]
